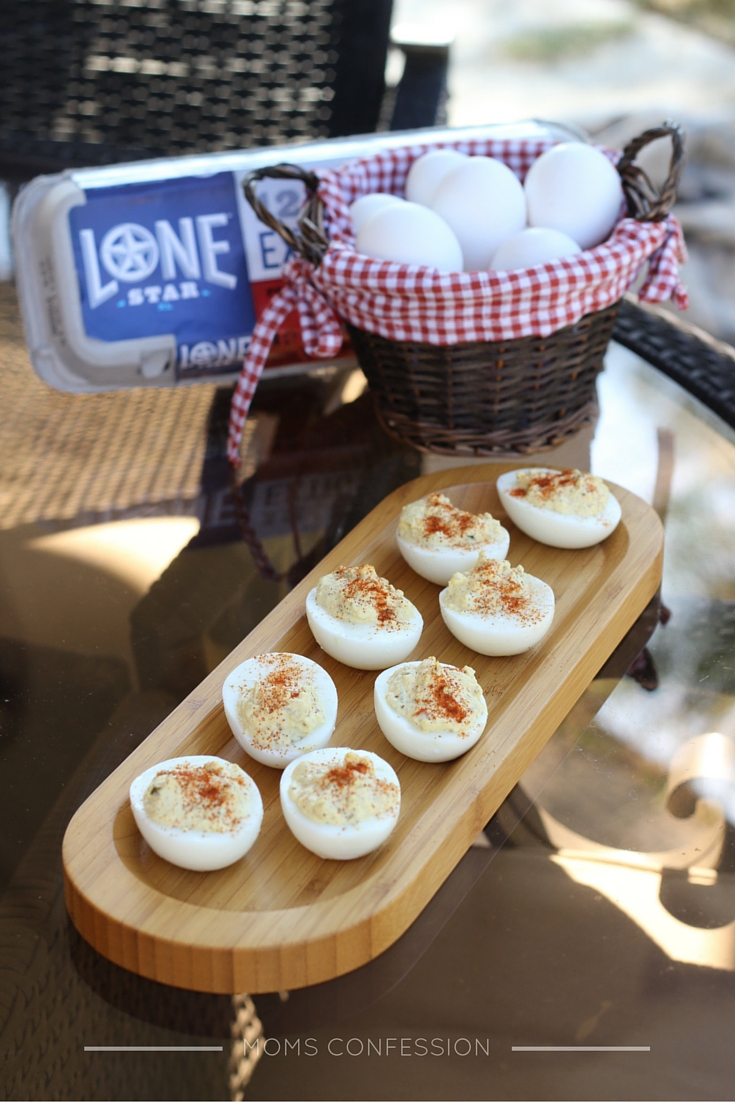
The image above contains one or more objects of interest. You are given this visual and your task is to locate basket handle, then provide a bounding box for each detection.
[617,120,685,222]
[243,122,686,262]
[242,163,328,267]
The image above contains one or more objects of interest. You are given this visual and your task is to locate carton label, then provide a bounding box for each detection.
[69,172,258,378]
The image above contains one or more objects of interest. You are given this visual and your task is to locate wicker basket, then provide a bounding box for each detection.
[244,123,684,456]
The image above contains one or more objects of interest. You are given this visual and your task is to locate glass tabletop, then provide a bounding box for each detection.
[0,282,734,1101]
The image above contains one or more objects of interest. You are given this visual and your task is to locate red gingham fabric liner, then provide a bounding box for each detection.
[228,137,688,464]
[228,257,343,462]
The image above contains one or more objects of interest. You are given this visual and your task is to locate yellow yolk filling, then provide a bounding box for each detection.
[385,657,484,735]
[315,564,414,627]
[288,752,399,825]
[143,760,250,833]
[399,493,503,549]
[510,469,609,517]
[236,654,325,750]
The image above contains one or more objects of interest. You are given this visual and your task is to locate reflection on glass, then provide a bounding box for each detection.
[554,854,735,972]
[229,993,263,1102]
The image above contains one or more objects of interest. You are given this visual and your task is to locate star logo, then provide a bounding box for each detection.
[100,222,159,282]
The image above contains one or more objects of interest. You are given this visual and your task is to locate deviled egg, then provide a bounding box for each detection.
[497,468,621,549]
[280,747,401,859]
[306,564,423,670]
[439,553,554,656]
[129,755,263,871]
[374,657,488,762]
[397,492,510,586]
[223,652,338,769]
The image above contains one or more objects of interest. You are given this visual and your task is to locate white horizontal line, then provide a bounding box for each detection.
[84,1046,223,1052]
[512,1046,650,1052]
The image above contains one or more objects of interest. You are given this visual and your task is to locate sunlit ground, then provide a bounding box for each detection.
[394,0,735,128]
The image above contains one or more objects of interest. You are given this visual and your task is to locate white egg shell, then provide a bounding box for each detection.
[431,157,526,271]
[280,747,401,860]
[490,227,581,271]
[374,662,488,762]
[222,653,338,769]
[355,201,463,271]
[405,149,469,207]
[496,469,622,549]
[524,143,625,250]
[350,192,404,233]
[396,528,510,587]
[306,587,423,670]
[129,755,263,871]
[439,574,555,656]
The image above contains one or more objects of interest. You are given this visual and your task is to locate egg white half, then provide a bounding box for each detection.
[396,527,510,586]
[222,653,338,769]
[374,662,488,762]
[129,755,263,871]
[280,747,401,860]
[305,588,423,670]
[439,573,555,656]
[496,469,622,549]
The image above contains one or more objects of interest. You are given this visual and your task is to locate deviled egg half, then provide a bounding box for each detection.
[397,492,510,586]
[280,747,401,859]
[374,657,488,762]
[306,563,423,670]
[439,553,554,656]
[497,468,621,549]
[129,755,263,871]
[223,652,338,769]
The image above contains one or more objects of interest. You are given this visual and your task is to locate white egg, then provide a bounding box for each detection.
[490,227,581,271]
[496,468,622,549]
[355,201,463,271]
[439,557,554,656]
[405,149,469,207]
[306,564,424,670]
[397,532,510,586]
[396,492,510,586]
[306,587,423,670]
[431,157,527,271]
[129,755,263,871]
[222,653,338,769]
[374,660,488,762]
[280,747,401,860]
[524,142,625,250]
[350,192,404,233]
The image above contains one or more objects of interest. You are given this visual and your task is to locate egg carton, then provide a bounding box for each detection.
[12,121,559,393]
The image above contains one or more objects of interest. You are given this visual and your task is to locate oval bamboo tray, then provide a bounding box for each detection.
[63,463,663,994]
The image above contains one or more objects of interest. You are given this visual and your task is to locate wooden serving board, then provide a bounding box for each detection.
[63,464,663,994]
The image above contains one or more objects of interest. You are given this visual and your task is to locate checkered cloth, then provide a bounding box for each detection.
[228,137,688,464]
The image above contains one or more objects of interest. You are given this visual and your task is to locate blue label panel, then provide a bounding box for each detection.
[69,172,256,379]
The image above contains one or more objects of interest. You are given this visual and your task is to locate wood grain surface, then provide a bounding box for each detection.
[63,464,663,994]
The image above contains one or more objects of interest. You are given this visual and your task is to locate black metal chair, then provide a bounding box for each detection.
[0,0,449,183]
[613,296,735,432]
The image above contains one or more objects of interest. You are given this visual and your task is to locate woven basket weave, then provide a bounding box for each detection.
[244,123,684,456]
[346,304,619,455]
